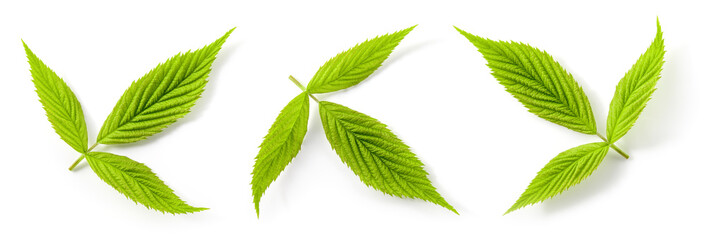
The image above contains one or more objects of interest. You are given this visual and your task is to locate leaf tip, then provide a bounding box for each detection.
[224,27,236,38]
[255,202,261,218]
[167,206,208,215]
[21,40,33,56]
[191,207,210,213]
[253,192,262,218]
[213,27,236,47]
[449,207,460,215]
[453,26,482,44]
[453,25,469,35]
[650,17,666,61]
[504,203,521,215]
[437,199,459,215]
[397,25,417,37]
[655,17,663,38]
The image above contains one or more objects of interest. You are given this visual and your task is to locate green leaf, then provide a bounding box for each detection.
[85,151,206,214]
[506,142,610,214]
[455,27,597,134]
[305,26,415,94]
[319,101,457,213]
[251,92,310,216]
[97,28,234,144]
[606,20,665,142]
[24,42,88,153]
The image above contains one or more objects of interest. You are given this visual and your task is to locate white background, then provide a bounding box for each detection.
[1,0,703,239]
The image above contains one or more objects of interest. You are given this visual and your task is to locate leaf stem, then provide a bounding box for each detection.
[288,75,319,102]
[68,142,99,171]
[596,133,629,159]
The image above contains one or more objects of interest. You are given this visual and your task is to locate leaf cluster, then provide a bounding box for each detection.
[251,26,457,216]
[456,20,665,214]
[24,28,234,214]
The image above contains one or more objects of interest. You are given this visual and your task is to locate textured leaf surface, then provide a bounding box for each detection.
[319,101,456,213]
[85,152,206,214]
[456,27,596,134]
[97,28,234,144]
[24,42,88,153]
[306,26,415,94]
[606,20,665,142]
[251,93,310,216]
[507,142,610,214]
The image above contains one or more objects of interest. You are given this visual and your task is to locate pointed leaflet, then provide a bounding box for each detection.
[24,42,88,153]
[456,27,596,134]
[251,93,310,216]
[305,26,415,94]
[506,142,610,214]
[319,101,456,213]
[97,28,234,144]
[85,152,206,214]
[606,20,665,142]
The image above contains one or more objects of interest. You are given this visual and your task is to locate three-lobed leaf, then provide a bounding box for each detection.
[24,42,88,153]
[319,101,457,213]
[25,28,235,214]
[506,142,610,214]
[306,26,415,94]
[251,92,310,216]
[606,20,665,142]
[85,151,206,214]
[251,27,456,215]
[97,28,234,144]
[456,27,597,134]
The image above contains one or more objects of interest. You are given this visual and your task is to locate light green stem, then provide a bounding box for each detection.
[68,142,99,171]
[288,75,319,102]
[596,133,629,159]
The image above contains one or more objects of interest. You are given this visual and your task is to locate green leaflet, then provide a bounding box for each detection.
[25,28,234,214]
[606,20,665,142]
[253,26,455,215]
[455,27,596,134]
[97,28,234,144]
[319,101,457,214]
[506,142,610,214]
[85,152,206,214]
[306,26,416,94]
[252,92,310,217]
[24,42,88,153]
